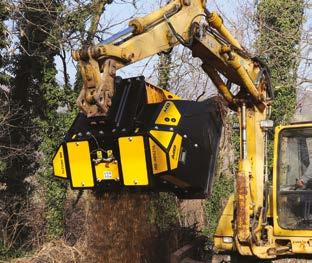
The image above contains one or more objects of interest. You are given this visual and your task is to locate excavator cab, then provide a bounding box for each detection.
[274,123,312,237]
[52,76,223,199]
[214,123,312,259]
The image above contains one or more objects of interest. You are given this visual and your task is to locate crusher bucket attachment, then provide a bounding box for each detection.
[52,76,223,199]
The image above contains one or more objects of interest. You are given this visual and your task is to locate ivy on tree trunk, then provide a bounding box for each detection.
[256,0,305,124]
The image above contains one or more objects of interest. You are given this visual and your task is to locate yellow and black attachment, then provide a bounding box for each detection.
[53,76,223,198]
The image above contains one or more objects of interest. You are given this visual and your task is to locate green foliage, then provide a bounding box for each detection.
[149,193,179,232]
[203,176,234,239]
[35,65,77,240]
[42,169,67,239]
[158,53,172,90]
[256,0,304,177]
[36,115,69,240]
[4,0,77,246]
[256,0,304,124]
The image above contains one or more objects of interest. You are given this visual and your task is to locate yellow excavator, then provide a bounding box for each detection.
[52,0,312,260]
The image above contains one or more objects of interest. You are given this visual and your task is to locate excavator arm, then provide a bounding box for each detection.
[52,0,275,256]
[52,1,312,260]
[72,0,272,117]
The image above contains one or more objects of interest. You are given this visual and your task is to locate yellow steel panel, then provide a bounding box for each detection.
[95,162,119,181]
[214,194,234,238]
[67,141,94,188]
[149,138,168,174]
[291,238,312,254]
[53,145,67,178]
[118,136,149,186]
[149,130,173,149]
[169,134,182,170]
[214,194,234,252]
[155,101,181,126]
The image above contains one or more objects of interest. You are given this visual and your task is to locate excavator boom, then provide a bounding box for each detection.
[52,1,312,260]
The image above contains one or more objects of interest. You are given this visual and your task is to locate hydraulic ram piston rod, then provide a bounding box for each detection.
[101,26,135,45]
